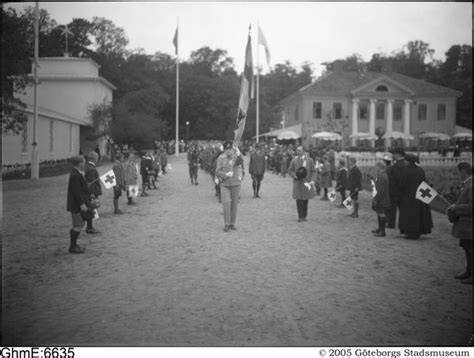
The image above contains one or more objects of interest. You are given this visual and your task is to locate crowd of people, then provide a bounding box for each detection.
[66,140,472,285]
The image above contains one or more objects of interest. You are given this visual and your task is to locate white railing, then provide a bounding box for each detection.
[355,155,472,167]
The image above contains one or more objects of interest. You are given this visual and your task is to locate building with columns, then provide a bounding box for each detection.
[280,65,462,149]
[2,56,116,165]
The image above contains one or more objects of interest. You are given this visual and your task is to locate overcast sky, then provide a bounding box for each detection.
[8,1,472,76]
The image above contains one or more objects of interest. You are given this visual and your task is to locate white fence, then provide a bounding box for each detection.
[339,152,472,167]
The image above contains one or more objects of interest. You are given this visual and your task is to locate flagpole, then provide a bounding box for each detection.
[31,1,39,180]
[175,17,179,157]
[256,23,260,144]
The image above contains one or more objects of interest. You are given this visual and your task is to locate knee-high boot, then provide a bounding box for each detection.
[69,230,84,253]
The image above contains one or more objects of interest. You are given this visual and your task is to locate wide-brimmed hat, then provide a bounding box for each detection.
[295,166,307,179]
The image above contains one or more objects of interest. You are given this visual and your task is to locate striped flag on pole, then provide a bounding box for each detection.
[233,28,254,147]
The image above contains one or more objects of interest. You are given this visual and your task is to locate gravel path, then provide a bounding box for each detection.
[1,155,472,346]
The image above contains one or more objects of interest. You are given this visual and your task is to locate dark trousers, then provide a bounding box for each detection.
[339,189,346,203]
[386,196,401,227]
[296,199,308,219]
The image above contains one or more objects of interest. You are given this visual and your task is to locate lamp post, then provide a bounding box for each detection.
[185,121,190,146]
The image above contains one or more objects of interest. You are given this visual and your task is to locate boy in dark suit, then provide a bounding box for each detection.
[66,156,90,253]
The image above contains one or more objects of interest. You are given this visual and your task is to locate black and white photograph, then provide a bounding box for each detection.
[1,0,472,351]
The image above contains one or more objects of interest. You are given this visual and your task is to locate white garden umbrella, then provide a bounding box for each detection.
[349,132,377,140]
[419,132,450,140]
[382,131,414,140]
[452,132,472,140]
[312,131,342,140]
[277,130,300,140]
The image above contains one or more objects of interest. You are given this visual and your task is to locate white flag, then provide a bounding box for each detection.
[258,26,271,66]
[128,185,139,198]
[100,169,116,189]
[415,181,438,204]
[343,196,354,211]
[328,190,337,202]
[371,179,377,198]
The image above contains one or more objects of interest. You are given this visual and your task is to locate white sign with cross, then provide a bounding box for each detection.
[100,169,116,189]
[415,181,438,204]
[343,197,354,211]
[328,190,337,202]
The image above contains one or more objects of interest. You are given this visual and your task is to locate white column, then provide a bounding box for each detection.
[403,99,412,147]
[369,99,376,148]
[385,99,394,148]
[351,99,359,146]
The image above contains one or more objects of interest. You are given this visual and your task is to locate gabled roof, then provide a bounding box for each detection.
[294,71,462,98]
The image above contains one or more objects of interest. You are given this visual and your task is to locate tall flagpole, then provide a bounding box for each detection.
[175,17,180,157]
[256,23,260,144]
[31,1,39,179]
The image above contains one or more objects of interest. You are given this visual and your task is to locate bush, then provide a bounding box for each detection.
[2,158,75,180]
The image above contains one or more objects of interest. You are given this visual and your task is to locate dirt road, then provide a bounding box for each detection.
[1,155,472,346]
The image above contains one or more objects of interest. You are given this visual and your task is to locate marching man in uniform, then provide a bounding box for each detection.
[216,141,244,232]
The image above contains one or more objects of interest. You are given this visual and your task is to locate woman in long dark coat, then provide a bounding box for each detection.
[398,154,433,239]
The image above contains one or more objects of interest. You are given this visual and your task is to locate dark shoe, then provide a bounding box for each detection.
[230,225,237,230]
[253,194,257,198]
[455,272,471,280]
[349,213,358,218]
[140,192,149,197]
[256,194,261,198]
[373,231,386,237]
[69,245,85,254]
[195,182,199,185]
[371,228,380,234]
[127,201,137,206]
[461,276,473,284]
[298,218,302,222]
[405,235,419,240]
[86,228,100,234]
[224,225,230,232]
[114,209,123,215]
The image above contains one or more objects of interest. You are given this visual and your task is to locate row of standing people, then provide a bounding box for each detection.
[66,149,168,254]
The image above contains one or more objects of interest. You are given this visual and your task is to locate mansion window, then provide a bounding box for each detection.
[333,102,342,119]
[376,102,385,120]
[313,102,322,119]
[418,104,427,121]
[359,102,368,120]
[22,123,28,153]
[393,101,402,120]
[376,85,389,92]
[437,104,446,121]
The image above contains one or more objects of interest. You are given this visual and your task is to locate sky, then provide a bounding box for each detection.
[7,1,473,77]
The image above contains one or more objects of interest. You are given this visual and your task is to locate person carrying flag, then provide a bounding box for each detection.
[123,152,138,205]
[84,151,102,234]
[371,160,391,237]
[216,141,244,232]
[446,162,472,284]
[398,154,433,239]
[112,153,126,215]
[347,157,363,218]
[66,155,90,254]
[335,159,348,207]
